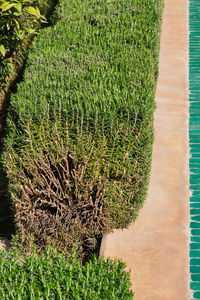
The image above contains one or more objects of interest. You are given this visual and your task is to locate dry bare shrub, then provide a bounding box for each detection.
[7,131,113,257]
[5,120,149,257]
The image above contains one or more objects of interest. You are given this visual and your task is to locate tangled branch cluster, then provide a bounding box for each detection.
[12,149,108,256]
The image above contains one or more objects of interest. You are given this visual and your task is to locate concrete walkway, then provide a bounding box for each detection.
[100,0,190,299]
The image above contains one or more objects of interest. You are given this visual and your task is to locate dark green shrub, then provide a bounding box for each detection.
[0,0,47,58]
[3,0,163,256]
[0,247,133,299]
[0,0,55,101]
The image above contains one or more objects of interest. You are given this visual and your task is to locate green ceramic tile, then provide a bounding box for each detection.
[191,175,200,180]
[191,169,200,174]
[190,185,200,191]
[191,274,200,281]
[190,144,200,149]
[191,149,200,154]
[190,164,200,169]
[190,209,200,215]
[191,229,200,236]
[190,127,200,131]
[190,159,200,164]
[192,216,200,222]
[191,203,200,209]
[190,131,200,136]
[191,197,200,203]
[190,222,200,229]
[191,282,200,290]
[190,137,200,143]
[193,191,200,196]
[193,291,200,299]
[191,258,200,265]
[191,243,200,249]
[190,250,200,257]
[191,159,200,164]
[191,237,200,243]
[190,179,200,185]
[185,3,200,295]
[190,266,200,273]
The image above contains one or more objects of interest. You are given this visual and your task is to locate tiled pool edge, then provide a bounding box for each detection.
[189,1,200,299]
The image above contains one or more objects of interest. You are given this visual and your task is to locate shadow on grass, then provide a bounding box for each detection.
[0,0,59,240]
[0,64,22,239]
[0,165,15,239]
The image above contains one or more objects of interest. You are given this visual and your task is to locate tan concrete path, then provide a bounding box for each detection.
[100,0,190,299]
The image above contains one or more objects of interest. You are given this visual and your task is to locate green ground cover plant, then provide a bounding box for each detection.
[0,246,133,299]
[2,0,163,257]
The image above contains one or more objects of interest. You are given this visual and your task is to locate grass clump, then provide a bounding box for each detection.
[0,247,133,299]
[3,0,163,256]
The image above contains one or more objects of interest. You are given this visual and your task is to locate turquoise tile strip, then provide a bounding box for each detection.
[190,0,200,299]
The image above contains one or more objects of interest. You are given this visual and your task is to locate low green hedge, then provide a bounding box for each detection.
[0,247,133,299]
[3,0,163,256]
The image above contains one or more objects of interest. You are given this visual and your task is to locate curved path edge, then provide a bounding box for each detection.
[100,0,190,299]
